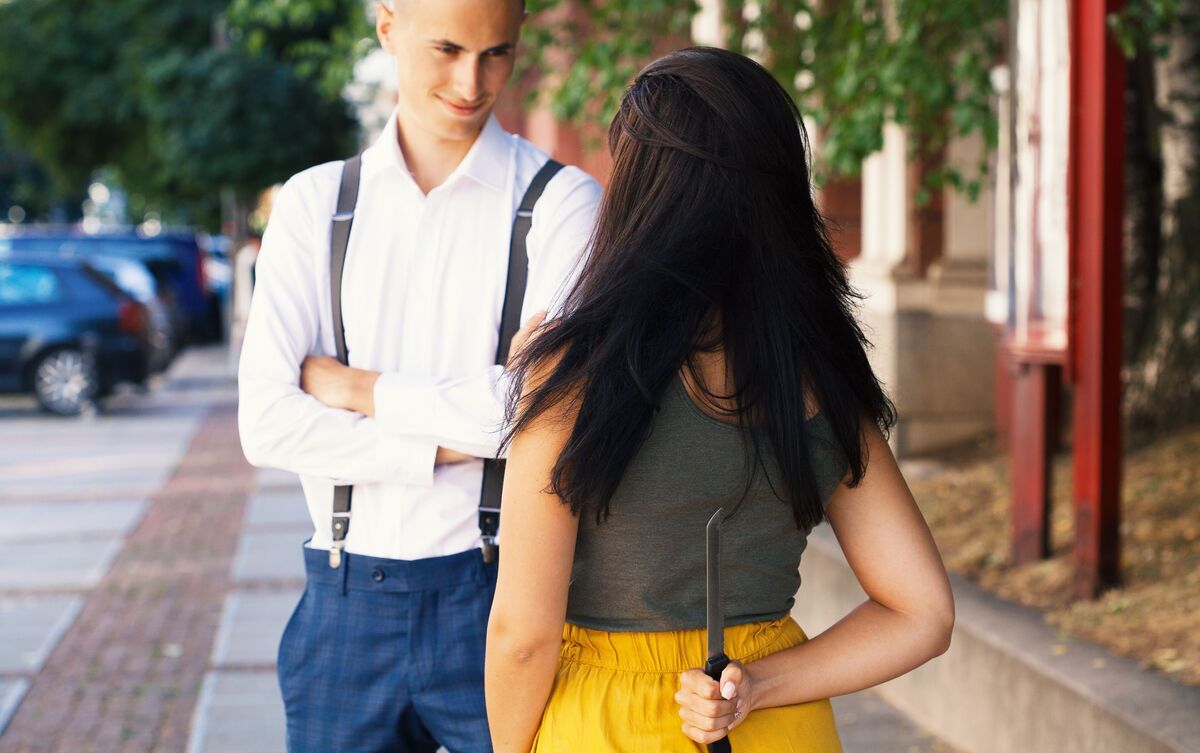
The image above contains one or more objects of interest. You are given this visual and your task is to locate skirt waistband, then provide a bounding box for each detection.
[558,617,807,674]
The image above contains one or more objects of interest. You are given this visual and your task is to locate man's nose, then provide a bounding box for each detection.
[451,57,483,102]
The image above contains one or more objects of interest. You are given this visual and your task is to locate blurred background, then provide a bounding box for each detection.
[0,1,1196,752]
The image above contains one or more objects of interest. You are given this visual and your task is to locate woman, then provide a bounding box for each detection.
[485,47,954,753]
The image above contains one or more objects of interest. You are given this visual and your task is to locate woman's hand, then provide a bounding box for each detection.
[675,660,755,744]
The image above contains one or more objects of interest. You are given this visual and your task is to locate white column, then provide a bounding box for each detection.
[856,122,910,310]
[692,0,723,46]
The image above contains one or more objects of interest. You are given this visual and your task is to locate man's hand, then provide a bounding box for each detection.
[300,356,378,416]
[507,311,547,366]
[436,447,474,465]
[302,357,477,467]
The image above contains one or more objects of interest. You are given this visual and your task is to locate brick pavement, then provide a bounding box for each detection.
[0,406,255,753]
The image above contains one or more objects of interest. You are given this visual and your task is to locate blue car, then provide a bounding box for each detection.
[0,230,221,344]
[0,255,154,415]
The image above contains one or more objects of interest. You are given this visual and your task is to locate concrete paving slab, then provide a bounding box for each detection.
[0,500,146,544]
[0,678,29,736]
[0,595,83,672]
[242,492,311,531]
[186,671,285,753]
[231,532,307,584]
[254,468,301,492]
[0,469,170,502]
[0,537,123,591]
[211,590,303,667]
[834,690,959,753]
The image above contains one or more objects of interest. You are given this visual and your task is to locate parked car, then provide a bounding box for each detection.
[0,255,154,415]
[0,229,223,345]
[84,254,175,373]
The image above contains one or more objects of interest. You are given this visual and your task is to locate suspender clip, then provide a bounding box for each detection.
[482,535,498,564]
[329,512,350,569]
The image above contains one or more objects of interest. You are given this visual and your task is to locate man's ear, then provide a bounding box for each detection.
[375,2,396,53]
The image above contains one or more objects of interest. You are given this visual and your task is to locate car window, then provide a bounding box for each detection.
[0,263,64,304]
[86,256,157,302]
[61,267,118,303]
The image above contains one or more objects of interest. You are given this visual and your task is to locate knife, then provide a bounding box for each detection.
[704,507,733,753]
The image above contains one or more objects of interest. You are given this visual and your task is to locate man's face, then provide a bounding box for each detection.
[377,0,524,145]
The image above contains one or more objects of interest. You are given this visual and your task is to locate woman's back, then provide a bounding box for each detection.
[567,372,847,632]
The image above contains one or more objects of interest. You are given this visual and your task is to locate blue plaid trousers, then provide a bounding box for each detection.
[278,545,497,753]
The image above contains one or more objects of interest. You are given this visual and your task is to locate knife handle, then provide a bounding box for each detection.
[703,653,733,753]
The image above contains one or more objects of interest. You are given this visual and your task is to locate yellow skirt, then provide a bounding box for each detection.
[531,617,843,753]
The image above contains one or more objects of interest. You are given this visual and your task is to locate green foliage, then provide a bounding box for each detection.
[0,120,81,223]
[1108,0,1181,59]
[521,0,699,127]
[0,0,363,229]
[524,0,1007,199]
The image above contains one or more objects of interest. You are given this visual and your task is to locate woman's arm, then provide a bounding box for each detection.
[485,394,579,753]
[676,421,955,744]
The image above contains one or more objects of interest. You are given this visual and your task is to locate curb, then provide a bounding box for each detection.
[792,526,1200,753]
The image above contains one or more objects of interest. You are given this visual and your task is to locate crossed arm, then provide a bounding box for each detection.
[236,160,591,482]
[295,312,546,465]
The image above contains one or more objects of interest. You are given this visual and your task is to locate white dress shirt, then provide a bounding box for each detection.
[238,111,601,560]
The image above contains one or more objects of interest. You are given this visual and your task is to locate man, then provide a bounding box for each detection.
[237,0,601,750]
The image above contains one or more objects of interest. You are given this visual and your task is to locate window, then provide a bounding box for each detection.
[0,263,64,304]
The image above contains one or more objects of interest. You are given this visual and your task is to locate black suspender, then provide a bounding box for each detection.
[327,155,564,568]
[479,159,563,563]
[327,154,361,569]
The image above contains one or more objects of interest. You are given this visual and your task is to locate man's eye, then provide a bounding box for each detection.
[436,46,458,55]
[486,49,511,57]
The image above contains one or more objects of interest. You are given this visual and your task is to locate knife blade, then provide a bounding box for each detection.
[704,507,732,753]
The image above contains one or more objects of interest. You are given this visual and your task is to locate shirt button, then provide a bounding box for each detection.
[371,567,385,583]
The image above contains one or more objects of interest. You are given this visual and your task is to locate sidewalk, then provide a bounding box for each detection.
[0,345,959,753]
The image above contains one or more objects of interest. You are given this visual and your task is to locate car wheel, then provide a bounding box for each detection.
[32,348,99,416]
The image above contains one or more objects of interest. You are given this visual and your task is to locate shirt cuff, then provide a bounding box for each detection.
[374,371,438,437]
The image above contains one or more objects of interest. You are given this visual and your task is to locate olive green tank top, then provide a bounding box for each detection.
[565,375,848,632]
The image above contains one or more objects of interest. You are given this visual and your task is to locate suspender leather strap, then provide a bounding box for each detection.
[479,158,563,564]
[326,154,563,569]
[328,154,361,569]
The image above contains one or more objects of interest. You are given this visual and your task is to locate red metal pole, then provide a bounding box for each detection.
[1011,361,1061,563]
[1068,0,1125,598]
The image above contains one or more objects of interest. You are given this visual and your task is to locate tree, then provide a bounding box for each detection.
[1115,0,1200,433]
[0,119,82,224]
[523,0,1006,198]
[526,0,1198,431]
[0,0,366,231]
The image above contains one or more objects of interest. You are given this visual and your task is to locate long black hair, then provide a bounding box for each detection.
[503,46,895,529]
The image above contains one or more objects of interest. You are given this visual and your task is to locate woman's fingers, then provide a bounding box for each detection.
[718,662,744,699]
[677,669,722,699]
[676,700,737,730]
[681,721,734,745]
[676,668,737,743]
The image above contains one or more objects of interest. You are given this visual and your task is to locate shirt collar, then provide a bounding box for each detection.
[362,108,512,193]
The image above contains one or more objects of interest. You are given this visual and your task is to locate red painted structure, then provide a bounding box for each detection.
[1067,0,1124,598]
[1005,0,1124,600]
